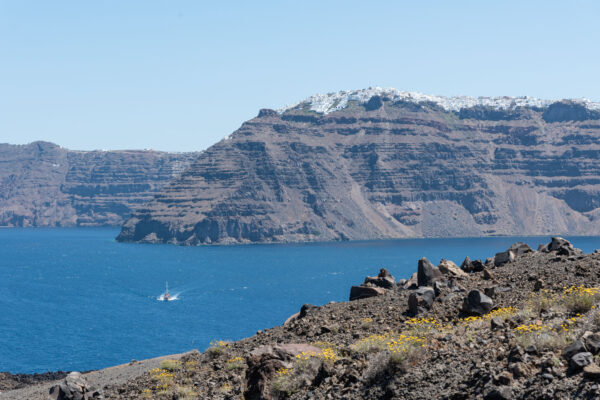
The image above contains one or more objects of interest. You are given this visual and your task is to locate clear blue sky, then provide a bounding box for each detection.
[1,1,599,151]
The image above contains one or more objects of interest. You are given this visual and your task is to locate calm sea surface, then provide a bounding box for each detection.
[0,228,598,373]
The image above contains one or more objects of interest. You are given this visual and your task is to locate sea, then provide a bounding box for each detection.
[0,228,598,373]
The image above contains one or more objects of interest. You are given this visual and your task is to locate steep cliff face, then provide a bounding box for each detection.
[0,142,197,227]
[117,89,600,244]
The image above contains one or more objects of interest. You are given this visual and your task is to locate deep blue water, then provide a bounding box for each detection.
[0,228,598,373]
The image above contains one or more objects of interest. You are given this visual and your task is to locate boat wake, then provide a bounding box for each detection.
[157,292,180,301]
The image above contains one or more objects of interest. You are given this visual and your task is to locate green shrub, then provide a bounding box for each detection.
[526,290,558,315]
[159,359,182,371]
[563,286,600,314]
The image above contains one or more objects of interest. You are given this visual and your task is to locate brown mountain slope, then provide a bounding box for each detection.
[0,141,198,227]
[117,92,600,245]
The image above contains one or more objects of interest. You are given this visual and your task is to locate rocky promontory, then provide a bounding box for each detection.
[117,88,600,245]
[0,141,198,227]
[4,237,595,399]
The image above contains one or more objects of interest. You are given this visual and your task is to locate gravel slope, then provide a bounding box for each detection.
[0,351,195,400]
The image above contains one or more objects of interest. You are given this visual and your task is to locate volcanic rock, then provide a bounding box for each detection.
[563,340,587,360]
[349,286,386,301]
[417,258,442,287]
[494,250,515,267]
[571,352,593,370]
[363,268,396,289]
[408,287,435,315]
[438,259,468,278]
[48,372,101,400]
[507,242,534,257]
[462,290,494,315]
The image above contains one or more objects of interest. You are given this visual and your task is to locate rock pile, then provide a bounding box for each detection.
[349,268,396,300]
[48,372,102,400]
[539,236,582,256]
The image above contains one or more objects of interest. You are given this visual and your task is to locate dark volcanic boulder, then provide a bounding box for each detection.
[570,352,593,370]
[408,287,435,315]
[418,258,442,287]
[462,290,494,315]
[363,268,396,289]
[350,268,396,300]
[349,285,386,301]
[585,333,600,355]
[471,259,486,272]
[460,256,474,273]
[494,250,515,267]
[563,339,587,360]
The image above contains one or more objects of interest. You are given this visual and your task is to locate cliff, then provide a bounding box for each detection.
[117,88,600,245]
[0,141,198,227]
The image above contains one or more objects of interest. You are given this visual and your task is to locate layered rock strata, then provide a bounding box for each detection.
[118,89,600,245]
[0,141,197,227]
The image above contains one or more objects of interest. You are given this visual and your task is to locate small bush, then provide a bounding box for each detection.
[207,340,230,357]
[271,349,337,398]
[149,367,175,393]
[563,285,600,314]
[403,317,440,337]
[159,359,182,371]
[351,334,389,354]
[184,360,199,370]
[363,351,392,383]
[527,290,558,315]
[225,356,245,370]
[514,324,572,351]
[387,335,425,365]
[310,341,337,350]
[270,367,299,398]
[351,332,425,358]
[218,383,233,394]
[176,385,197,400]
[361,317,373,329]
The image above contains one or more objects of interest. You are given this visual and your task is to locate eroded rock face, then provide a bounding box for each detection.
[0,142,197,227]
[117,94,600,245]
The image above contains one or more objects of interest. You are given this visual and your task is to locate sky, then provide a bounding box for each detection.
[1,0,599,152]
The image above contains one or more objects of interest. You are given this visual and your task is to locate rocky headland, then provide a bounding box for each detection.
[117,88,600,245]
[7,237,600,399]
[0,141,198,227]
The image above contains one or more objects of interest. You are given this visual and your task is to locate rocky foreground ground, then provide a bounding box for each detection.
[6,237,600,399]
